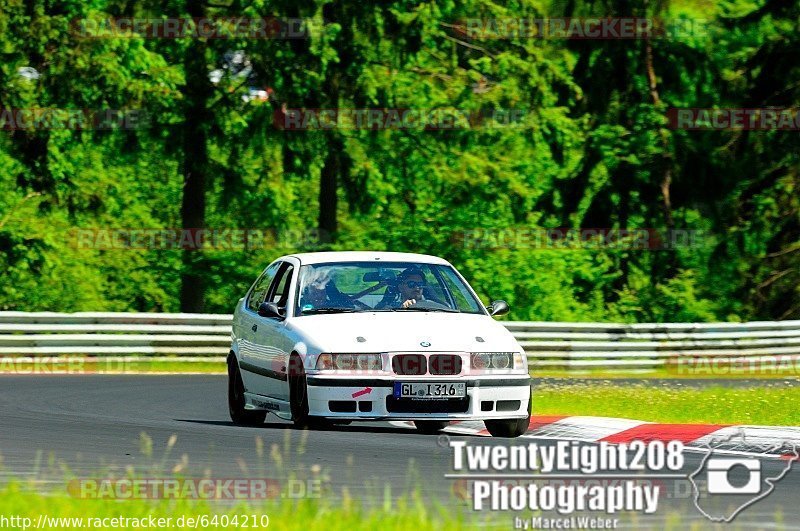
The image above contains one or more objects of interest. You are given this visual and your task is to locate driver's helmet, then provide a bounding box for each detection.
[303,269,332,291]
[300,269,333,307]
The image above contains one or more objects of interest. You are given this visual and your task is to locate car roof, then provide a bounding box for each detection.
[285,251,452,266]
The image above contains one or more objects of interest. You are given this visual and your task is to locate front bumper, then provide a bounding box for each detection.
[305,375,531,420]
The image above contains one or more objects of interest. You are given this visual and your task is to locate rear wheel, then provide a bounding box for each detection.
[414,420,448,434]
[228,356,267,426]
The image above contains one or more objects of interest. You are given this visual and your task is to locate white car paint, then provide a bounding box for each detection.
[229,251,531,424]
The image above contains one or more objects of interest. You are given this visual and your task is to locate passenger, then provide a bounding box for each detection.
[301,271,332,309]
[300,270,355,310]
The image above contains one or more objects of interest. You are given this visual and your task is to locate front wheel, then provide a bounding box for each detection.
[228,356,267,426]
[288,355,347,429]
[289,354,312,427]
[484,396,531,438]
[484,417,529,437]
[414,420,448,434]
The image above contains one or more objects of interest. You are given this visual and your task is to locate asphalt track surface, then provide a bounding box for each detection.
[1,375,798,529]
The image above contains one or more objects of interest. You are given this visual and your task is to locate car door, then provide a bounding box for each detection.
[251,260,298,399]
[238,262,280,393]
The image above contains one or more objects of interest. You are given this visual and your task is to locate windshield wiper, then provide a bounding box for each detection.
[300,307,358,314]
[401,307,459,313]
[375,306,458,313]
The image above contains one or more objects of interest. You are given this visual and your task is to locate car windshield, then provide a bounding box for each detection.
[294,261,485,316]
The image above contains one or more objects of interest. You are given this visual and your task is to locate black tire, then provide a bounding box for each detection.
[288,355,351,428]
[414,420,449,434]
[484,396,531,438]
[228,356,267,426]
[288,354,312,427]
[483,418,529,437]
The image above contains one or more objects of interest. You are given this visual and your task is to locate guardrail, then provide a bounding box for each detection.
[1,312,799,370]
[504,320,800,369]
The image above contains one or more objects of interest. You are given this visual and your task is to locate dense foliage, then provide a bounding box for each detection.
[0,0,797,321]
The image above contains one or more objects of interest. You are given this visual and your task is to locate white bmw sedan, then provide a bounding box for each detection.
[228,251,532,437]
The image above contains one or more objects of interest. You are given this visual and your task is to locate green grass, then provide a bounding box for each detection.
[534,367,800,379]
[0,429,482,530]
[0,482,476,530]
[95,360,225,374]
[534,381,800,426]
[0,477,713,531]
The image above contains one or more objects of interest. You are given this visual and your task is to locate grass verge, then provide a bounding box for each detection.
[534,381,800,426]
[534,367,800,379]
[0,481,475,530]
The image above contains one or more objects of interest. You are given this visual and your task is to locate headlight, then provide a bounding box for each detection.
[470,352,518,371]
[336,353,354,370]
[316,353,382,371]
[472,352,491,370]
[491,353,510,369]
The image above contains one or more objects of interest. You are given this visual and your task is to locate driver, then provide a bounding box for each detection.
[397,267,427,309]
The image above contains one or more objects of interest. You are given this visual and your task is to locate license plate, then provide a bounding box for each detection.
[393,382,466,399]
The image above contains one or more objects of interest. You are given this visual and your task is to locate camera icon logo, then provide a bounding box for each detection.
[690,429,798,522]
[706,458,761,494]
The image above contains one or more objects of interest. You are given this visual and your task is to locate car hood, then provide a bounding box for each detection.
[286,311,521,353]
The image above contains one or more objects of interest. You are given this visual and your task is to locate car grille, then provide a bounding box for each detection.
[392,354,427,375]
[429,354,462,375]
[386,396,470,413]
[391,353,463,375]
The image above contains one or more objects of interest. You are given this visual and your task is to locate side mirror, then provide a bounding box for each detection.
[488,300,509,317]
[258,301,283,319]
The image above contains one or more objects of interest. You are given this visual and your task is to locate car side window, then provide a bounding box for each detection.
[247,263,280,312]
[268,264,295,307]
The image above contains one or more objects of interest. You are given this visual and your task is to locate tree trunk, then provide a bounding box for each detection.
[644,22,674,229]
[179,6,212,312]
[318,58,341,243]
[318,132,339,243]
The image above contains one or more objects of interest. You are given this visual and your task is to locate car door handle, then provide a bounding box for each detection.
[251,324,258,332]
